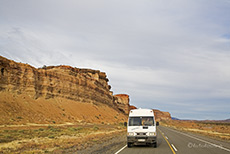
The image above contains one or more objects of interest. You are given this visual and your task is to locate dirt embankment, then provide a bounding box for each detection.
[0,92,127,125]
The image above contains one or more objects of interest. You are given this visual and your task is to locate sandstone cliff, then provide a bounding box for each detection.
[0,56,129,124]
[153,109,171,121]
[114,94,130,114]
[129,105,137,111]
[0,56,113,106]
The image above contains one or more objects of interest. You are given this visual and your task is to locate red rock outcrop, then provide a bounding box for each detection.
[129,105,137,111]
[114,94,130,114]
[153,109,171,121]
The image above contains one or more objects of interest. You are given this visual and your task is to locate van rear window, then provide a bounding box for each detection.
[129,117,154,126]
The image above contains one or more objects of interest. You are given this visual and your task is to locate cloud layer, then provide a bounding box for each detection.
[1,0,230,120]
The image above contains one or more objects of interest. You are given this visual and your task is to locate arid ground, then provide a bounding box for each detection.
[0,122,126,153]
[161,120,230,141]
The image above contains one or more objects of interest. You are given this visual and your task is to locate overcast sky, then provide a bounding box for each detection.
[1,0,230,120]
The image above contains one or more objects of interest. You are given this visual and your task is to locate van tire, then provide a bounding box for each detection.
[153,142,157,148]
[127,142,132,148]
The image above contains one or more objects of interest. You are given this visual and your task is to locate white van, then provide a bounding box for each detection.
[126,108,158,148]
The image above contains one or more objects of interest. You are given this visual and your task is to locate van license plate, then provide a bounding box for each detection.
[138,139,145,142]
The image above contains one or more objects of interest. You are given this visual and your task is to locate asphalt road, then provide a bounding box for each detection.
[115,126,230,154]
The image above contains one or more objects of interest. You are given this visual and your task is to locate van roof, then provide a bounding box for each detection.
[129,108,154,117]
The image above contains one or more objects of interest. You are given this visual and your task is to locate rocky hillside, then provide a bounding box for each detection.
[114,94,130,114]
[0,56,172,125]
[153,109,171,121]
[0,56,129,124]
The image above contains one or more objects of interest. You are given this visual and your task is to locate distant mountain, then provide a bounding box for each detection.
[198,119,230,123]
[171,117,230,122]
[171,117,180,120]
[223,119,230,122]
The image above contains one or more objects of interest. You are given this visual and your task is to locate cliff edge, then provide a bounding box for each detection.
[0,56,129,124]
[0,56,113,105]
[153,109,171,121]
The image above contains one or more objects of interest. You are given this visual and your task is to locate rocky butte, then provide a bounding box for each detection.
[114,94,130,114]
[153,109,171,121]
[0,56,130,124]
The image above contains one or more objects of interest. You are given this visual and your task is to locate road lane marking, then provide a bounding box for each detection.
[165,127,230,152]
[166,136,168,139]
[171,144,178,151]
[114,145,127,154]
[159,130,176,154]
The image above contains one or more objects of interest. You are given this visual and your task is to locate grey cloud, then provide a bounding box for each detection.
[0,0,230,120]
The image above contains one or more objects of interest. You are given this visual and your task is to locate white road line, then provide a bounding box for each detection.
[166,136,168,139]
[114,145,127,154]
[171,144,178,151]
[165,127,230,152]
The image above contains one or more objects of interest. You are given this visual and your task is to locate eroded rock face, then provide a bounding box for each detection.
[129,105,137,111]
[153,109,171,121]
[114,94,130,114]
[0,56,114,107]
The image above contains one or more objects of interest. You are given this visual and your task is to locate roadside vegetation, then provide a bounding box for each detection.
[161,120,230,141]
[0,123,126,153]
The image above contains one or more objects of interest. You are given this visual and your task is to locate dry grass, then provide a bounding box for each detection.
[162,120,230,141]
[0,123,126,153]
